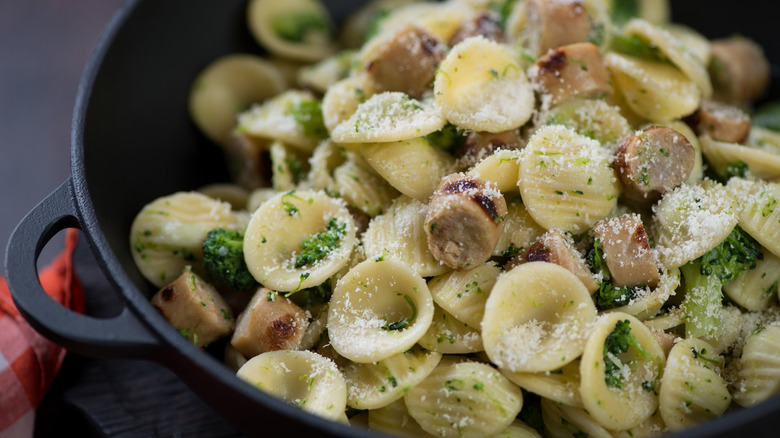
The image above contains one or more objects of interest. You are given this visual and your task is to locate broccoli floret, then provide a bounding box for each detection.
[425,123,467,152]
[603,319,651,389]
[587,238,646,310]
[202,228,258,292]
[681,225,761,337]
[295,218,347,268]
[290,99,328,139]
[287,281,333,308]
[272,12,327,43]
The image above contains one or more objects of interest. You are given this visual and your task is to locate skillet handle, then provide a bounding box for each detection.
[4,180,163,358]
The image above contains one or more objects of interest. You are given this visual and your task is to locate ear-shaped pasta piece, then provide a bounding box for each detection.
[652,182,738,269]
[236,350,347,420]
[579,313,665,431]
[331,92,446,143]
[732,324,780,407]
[535,98,633,151]
[517,125,620,234]
[605,52,700,122]
[604,267,680,320]
[468,149,524,195]
[297,50,354,94]
[622,19,712,99]
[362,196,450,277]
[724,249,780,311]
[338,0,420,49]
[298,304,328,351]
[269,140,310,192]
[501,360,583,408]
[332,157,399,217]
[540,398,613,438]
[306,140,346,192]
[658,338,731,431]
[493,419,544,438]
[428,261,500,330]
[336,345,442,410]
[321,74,378,135]
[405,360,524,438]
[726,178,780,258]
[417,304,484,354]
[130,192,244,287]
[655,120,704,184]
[188,54,287,146]
[700,136,780,182]
[493,197,546,258]
[360,137,456,202]
[667,24,711,65]
[482,262,598,373]
[237,89,326,152]
[246,0,336,62]
[609,411,668,438]
[367,398,434,438]
[327,258,434,363]
[197,183,250,211]
[243,190,358,291]
[746,126,780,154]
[434,36,534,133]
[368,1,471,44]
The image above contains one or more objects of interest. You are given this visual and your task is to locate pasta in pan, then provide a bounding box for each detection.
[129,0,780,435]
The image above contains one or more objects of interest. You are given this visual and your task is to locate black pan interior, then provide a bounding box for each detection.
[71,1,780,436]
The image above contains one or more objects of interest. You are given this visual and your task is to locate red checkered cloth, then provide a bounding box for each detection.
[0,229,83,438]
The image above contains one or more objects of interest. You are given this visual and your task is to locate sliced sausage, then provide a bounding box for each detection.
[614,125,695,204]
[151,269,235,348]
[366,24,447,99]
[456,129,524,168]
[709,36,771,103]
[685,99,752,144]
[593,214,659,288]
[529,42,612,106]
[230,287,308,357]
[223,131,272,190]
[449,11,504,46]
[523,0,592,56]
[425,174,507,270]
[523,229,599,293]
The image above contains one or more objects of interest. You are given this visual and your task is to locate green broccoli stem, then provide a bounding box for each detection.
[680,259,723,339]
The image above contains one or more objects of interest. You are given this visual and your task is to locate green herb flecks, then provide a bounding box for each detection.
[381,294,418,331]
[291,99,328,139]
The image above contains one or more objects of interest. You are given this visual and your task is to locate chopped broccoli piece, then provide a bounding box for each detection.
[290,99,328,139]
[202,228,258,292]
[425,123,467,152]
[603,319,651,389]
[609,34,668,63]
[611,0,640,26]
[588,238,647,310]
[295,218,347,268]
[364,8,390,43]
[287,281,333,308]
[272,12,327,43]
[725,161,749,179]
[681,225,761,337]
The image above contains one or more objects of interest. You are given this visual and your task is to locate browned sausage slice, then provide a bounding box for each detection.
[223,131,272,190]
[523,0,592,56]
[614,125,695,204]
[230,288,308,357]
[366,24,447,99]
[523,229,599,293]
[449,11,504,46]
[425,174,507,270]
[529,42,612,106]
[710,36,771,103]
[686,99,751,144]
[593,214,659,288]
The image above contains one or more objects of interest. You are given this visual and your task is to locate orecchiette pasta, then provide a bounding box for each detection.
[133,0,780,434]
[327,258,434,363]
[482,262,598,373]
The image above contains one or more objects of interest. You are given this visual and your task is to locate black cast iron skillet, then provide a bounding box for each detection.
[5,0,779,436]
